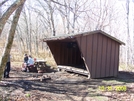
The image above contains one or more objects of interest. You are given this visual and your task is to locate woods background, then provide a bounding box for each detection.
[0,0,134,70]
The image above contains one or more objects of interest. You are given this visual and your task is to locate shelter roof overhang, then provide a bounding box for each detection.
[43,30,125,45]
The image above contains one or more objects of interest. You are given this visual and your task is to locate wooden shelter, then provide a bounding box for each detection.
[43,30,125,78]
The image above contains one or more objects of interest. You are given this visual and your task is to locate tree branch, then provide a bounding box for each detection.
[0,0,9,7]
[0,0,26,36]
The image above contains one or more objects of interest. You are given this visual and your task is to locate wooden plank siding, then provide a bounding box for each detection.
[46,31,123,78]
[76,35,90,74]
[56,43,61,64]
[76,37,81,64]
[79,36,87,70]
[96,34,103,78]
[60,43,64,64]
[48,41,84,66]
[105,38,112,77]
[114,43,120,76]
[76,33,120,78]
[48,42,56,64]
[77,34,97,78]
[101,35,107,77]
[91,34,98,78]
[110,41,116,77]
[64,43,68,64]
[86,35,93,76]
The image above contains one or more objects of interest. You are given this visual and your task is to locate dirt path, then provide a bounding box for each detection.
[0,67,134,101]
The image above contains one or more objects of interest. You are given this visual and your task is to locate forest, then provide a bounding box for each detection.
[0,0,134,100]
[0,0,134,77]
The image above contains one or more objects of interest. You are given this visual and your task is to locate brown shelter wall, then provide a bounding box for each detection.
[76,33,120,78]
[46,32,121,78]
[47,41,85,67]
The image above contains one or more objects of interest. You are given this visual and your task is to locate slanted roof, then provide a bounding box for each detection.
[43,30,125,45]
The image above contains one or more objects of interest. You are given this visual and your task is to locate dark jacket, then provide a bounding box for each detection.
[24,56,28,63]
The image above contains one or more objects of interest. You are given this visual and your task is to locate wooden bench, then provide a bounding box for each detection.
[57,65,89,76]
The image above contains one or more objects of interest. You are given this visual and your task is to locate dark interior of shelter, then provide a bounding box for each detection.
[47,40,87,70]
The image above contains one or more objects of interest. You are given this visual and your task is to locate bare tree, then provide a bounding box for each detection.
[0,2,25,80]
[0,0,26,36]
[0,6,2,18]
[27,5,32,54]
[16,24,26,52]
[48,0,56,36]
[56,0,91,34]
[37,0,56,36]
[22,6,32,54]
[0,0,132,70]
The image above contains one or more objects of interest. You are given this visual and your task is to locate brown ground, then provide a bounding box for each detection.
[0,66,134,101]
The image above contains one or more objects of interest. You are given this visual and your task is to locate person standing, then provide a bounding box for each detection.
[4,54,11,78]
[21,54,28,72]
[24,54,28,64]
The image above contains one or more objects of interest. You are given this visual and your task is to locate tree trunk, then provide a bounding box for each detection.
[28,7,32,54]
[48,0,56,36]
[23,7,31,53]
[126,0,130,67]
[0,3,25,80]
[0,6,2,18]
[65,0,70,34]
[17,24,26,52]
[35,18,39,56]
[0,0,26,36]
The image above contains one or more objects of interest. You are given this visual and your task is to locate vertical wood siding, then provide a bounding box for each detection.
[114,43,120,76]
[91,34,98,78]
[76,33,120,78]
[96,34,103,78]
[47,41,84,66]
[105,38,112,77]
[47,32,121,78]
[86,35,93,75]
[110,41,116,76]
[101,35,107,77]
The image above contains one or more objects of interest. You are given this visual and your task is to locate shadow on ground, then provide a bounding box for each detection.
[1,70,134,100]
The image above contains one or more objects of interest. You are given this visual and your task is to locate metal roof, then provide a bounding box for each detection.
[43,30,125,45]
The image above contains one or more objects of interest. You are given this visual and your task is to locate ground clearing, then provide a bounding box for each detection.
[0,65,134,101]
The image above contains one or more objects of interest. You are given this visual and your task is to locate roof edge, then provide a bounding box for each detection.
[74,30,125,45]
[97,30,125,45]
[43,30,125,45]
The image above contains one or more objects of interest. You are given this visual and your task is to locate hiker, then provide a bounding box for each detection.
[4,54,11,78]
[24,54,28,65]
[22,54,29,72]
[27,55,34,72]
